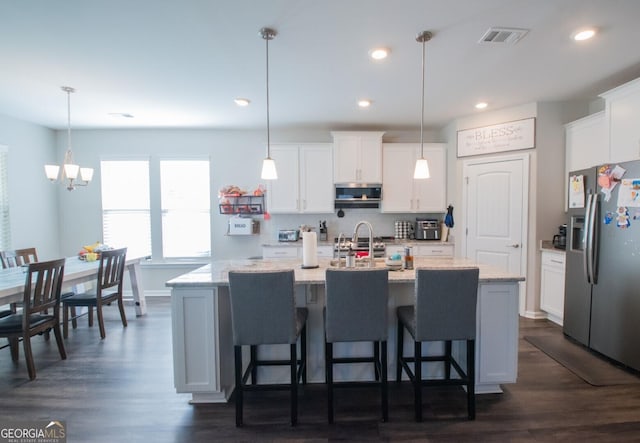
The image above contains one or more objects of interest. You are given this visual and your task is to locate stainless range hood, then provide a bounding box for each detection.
[334,183,382,208]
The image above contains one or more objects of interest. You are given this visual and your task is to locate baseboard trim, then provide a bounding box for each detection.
[523,309,548,320]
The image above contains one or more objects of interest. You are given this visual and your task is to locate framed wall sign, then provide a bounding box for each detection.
[457,117,535,158]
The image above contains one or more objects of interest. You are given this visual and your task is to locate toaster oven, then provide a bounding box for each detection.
[278,229,300,242]
[415,219,440,241]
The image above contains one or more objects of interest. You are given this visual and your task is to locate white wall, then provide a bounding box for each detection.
[440,101,589,318]
[55,127,444,263]
[0,112,60,260]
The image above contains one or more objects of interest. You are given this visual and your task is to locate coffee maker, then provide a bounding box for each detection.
[552,224,567,250]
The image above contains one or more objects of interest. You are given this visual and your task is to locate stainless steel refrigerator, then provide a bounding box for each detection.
[564,159,640,371]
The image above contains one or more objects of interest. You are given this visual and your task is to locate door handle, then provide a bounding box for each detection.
[508,244,520,248]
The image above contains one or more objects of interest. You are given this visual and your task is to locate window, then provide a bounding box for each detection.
[100,158,211,260]
[101,160,151,259]
[160,160,210,258]
[0,145,10,250]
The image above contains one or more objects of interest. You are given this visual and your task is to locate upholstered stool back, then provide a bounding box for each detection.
[414,268,479,342]
[229,270,298,346]
[325,268,388,343]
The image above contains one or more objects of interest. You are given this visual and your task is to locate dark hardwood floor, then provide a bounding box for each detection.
[2,298,640,442]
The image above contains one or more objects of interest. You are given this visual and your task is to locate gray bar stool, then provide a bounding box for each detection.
[396,267,479,421]
[325,268,389,423]
[228,270,307,427]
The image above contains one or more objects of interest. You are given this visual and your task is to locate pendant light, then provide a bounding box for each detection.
[45,86,94,190]
[260,27,278,180]
[414,31,432,179]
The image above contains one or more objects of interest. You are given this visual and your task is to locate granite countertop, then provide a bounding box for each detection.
[166,256,524,288]
[540,240,566,254]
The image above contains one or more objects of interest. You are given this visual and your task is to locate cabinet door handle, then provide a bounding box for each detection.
[551,259,564,264]
[416,199,420,210]
[303,200,307,210]
[508,244,520,248]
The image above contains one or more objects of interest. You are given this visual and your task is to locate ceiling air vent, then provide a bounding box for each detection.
[478,27,529,45]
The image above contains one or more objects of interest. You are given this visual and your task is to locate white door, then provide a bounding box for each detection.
[463,154,529,312]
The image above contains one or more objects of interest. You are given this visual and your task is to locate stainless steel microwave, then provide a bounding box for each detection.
[335,183,382,208]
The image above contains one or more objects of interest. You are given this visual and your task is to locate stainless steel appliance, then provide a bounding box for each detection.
[415,219,440,240]
[334,237,386,258]
[335,183,382,208]
[278,229,299,242]
[564,160,640,371]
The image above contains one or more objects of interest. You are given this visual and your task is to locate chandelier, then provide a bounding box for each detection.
[44,86,94,191]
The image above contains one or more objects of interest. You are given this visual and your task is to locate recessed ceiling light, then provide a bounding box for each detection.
[358,99,371,108]
[572,28,596,41]
[234,98,250,106]
[475,102,488,110]
[369,48,390,60]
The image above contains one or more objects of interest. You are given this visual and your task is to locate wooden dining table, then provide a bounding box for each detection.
[0,255,147,316]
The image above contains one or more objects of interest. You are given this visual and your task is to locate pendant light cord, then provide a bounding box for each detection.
[67,88,72,152]
[265,34,271,158]
[420,36,425,159]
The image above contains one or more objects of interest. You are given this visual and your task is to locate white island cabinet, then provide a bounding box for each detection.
[167,257,523,403]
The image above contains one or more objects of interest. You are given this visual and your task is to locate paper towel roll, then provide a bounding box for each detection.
[302,231,318,268]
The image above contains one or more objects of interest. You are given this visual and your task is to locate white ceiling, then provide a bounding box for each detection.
[1,0,640,131]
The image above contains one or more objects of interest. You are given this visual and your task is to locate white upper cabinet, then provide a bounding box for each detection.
[332,131,384,183]
[601,77,640,163]
[381,143,446,213]
[267,143,333,214]
[565,112,607,172]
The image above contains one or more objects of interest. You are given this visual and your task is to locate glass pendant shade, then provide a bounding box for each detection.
[413,157,430,179]
[80,167,94,182]
[64,163,80,180]
[261,157,278,180]
[44,164,60,181]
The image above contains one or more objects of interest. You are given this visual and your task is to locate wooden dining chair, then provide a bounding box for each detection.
[0,247,38,269]
[0,248,39,318]
[62,248,128,339]
[0,258,67,380]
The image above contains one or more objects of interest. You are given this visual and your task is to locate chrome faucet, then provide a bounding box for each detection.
[352,220,375,268]
[335,232,347,267]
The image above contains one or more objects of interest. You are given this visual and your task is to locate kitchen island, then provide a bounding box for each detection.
[167,257,524,403]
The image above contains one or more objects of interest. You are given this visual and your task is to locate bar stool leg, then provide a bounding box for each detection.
[326,341,334,424]
[396,320,404,383]
[250,345,258,385]
[290,342,298,426]
[301,324,307,384]
[414,340,422,422]
[445,340,452,380]
[234,345,243,427]
[381,341,388,422]
[467,339,476,420]
[374,341,380,381]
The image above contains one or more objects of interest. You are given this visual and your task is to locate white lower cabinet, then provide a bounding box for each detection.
[262,246,299,259]
[262,245,333,259]
[540,250,566,326]
[414,243,454,257]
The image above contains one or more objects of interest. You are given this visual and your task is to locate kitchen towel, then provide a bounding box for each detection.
[302,231,319,268]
